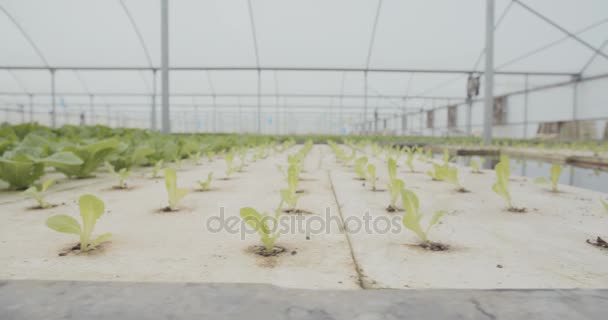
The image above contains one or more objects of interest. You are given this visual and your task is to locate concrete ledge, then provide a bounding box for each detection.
[1,280,607,320]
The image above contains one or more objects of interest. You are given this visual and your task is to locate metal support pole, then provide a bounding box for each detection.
[160,0,170,134]
[363,71,368,135]
[151,70,157,131]
[257,69,261,134]
[466,98,472,137]
[28,94,33,123]
[523,75,529,138]
[482,0,495,144]
[572,77,580,139]
[89,94,94,126]
[50,69,56,128]
[212,94,217,133]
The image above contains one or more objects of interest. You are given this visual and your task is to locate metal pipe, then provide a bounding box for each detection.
[257,69,261,134]
[50,69,56,128]
[151,70,157,131]
[523,75,529,138]
[482,0,495,144]
[160,0,170,134]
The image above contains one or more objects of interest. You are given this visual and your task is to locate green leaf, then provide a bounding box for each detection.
[90,233,112,248]
[550,163,562,192]
[427,210,446,232]
[387,158,397,181]
[46,214,81,235]
[40,152,84,166]
[600,198,608,213]
[40,179,56,192]
[165,168,188,209]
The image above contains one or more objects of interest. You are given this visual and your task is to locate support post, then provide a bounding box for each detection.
[523,74,529,138]
[89,94,94,126]
[257,69,261,134]
[160,0,170,134]
[212,94,217,133]
[466,98,473,136]
[572,76,580,139]
[28,94,34,123]
[482,0,495,144]
[363,71,368,135]
[151,70,157,131]
[50,69,56,128]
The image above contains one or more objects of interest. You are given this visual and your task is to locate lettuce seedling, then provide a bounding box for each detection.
[280,165,301,211]
[152,159,164,178]
[206,151,216,162]
[105,162,131,189]
[601,198,608,213]
[367,163,377,191]
[400,189,447,245]
[190,151,202,165]
[197,172,213,191]
[387,158,397,181]
[387,178,404,211]
[534,163,563,192]
[354,156,368,180]
[492,157,513,210]
[164,168,189,211]
[240,202,283,254]
[173,156,183,169]
[406,148,415,172]
[23,179,56,209]
[46,194,112,252]
[225,151,236,177]
[470,158,485,174]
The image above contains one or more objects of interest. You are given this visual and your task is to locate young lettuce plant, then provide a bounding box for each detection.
[152,159,164,178]
[387,178,405,212]
[197,172,213,191]
[240,201,284,256]
[367,163,377,191]
[189,151,202,165]
[492,156,523,212]
[280,165,301,212]
[23,179,56,209]
[224,151,236,178]
[354,156,368,180]
[0,151,83,190]
[400,189,448,250]
[470,158,486,174]
[534,163,563,192]
[105,162,131,189]
[53,139,119,178]
[405,147,415,172]
[164,168,189,211]
[46,194,112,253]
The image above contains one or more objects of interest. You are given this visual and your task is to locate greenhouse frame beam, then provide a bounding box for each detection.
[514,0,608,62]
[160,0,170,134]
[0,66,578,77]
[0,91,464,100]
[482,0,495,144]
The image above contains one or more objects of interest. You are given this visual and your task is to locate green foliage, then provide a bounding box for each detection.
[354,156,368,180]
[224,150,236,177]
[406,147,415,172]
[53,139,119,178]
[470,158,485,173]
[46,194,112,252]
[492,157,513,209]
[388,178,404,208]
[105,162,131,188]
[280,164,301,210]
[0,150,83,190]
[400,189,446,243]
[197,172,213,191]
[164,168,189,211]
[190,151,202,165]
[387,157,397,181]
[367,163,377,190]
[206,151,216,162]
[533,163,563,192]
[152,159,164,178]
[601,198,608,213]
[23,179,56,208]
[240,203,283,253]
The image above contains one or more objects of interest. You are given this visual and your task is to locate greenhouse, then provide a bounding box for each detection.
[0,0,607,318]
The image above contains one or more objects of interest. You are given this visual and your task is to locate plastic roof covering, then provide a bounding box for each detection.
[1,0,608,122]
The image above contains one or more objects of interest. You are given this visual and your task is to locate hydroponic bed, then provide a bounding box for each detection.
[1,126,607,290]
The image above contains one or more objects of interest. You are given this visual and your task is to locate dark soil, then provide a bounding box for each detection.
[586,237,608,249]
[456,187,470,193]
[159,206,179,213]
[252,245,286,257]
[385,205,403,213]
[283,208,314,215]
[507,207,527,213]
[419,241,449,251]
[27,203,60,210]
